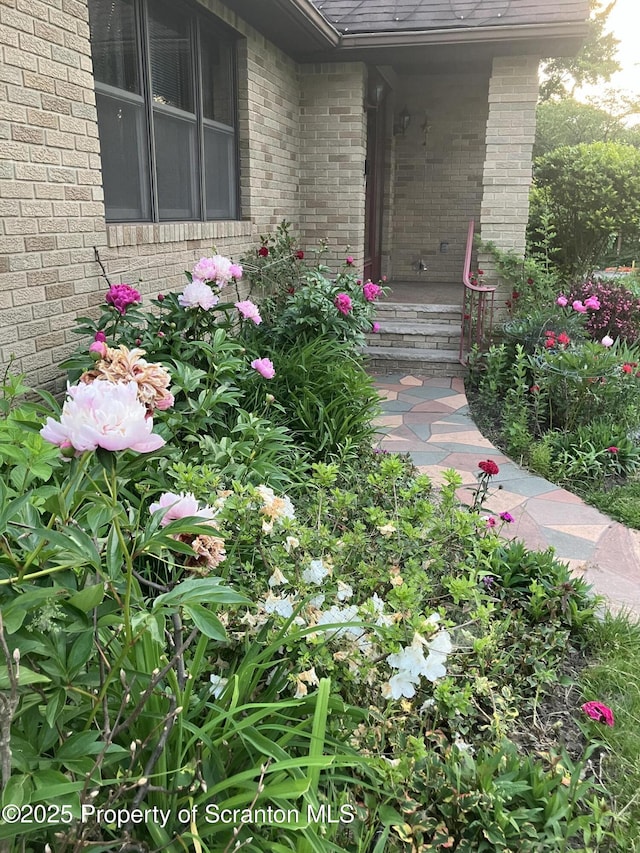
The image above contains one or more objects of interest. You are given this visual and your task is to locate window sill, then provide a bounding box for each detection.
[105,220,255,248]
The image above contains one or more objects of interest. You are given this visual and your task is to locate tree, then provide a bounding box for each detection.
[528,142,640,276]
[534,95,640,158]
[539,0,620,101]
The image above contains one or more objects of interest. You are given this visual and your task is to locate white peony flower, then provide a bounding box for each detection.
[178,279,219,310]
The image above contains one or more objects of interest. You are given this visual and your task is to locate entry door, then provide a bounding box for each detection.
[363,82,387,283]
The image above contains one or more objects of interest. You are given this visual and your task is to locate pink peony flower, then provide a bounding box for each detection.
[334,293,353,315]
[179,280,219,310]
[94,331,107,343]
[40,380,165,454]
[345,256,354,266]
[601,335,614,347]
[363,282,382,302]
[572,300,587,313]
[581,701,614,726]
[149,491,216,527]
[607,446,619,454]
[251,357,276,379]
[556,295,568,307]
[192,255,239,286]
[235,300,262,325]
[89,340,107,358]
[106,284,141,315]
[372,321,380,333]
[584,295,601,310]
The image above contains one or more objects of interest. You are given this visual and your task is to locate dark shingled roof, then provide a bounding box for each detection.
[308,0,589,34]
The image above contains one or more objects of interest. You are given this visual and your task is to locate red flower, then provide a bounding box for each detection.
[295,250,304,260]
[477,270,484,276]
[607,446,619,453]
[581,701,614,727]
[545,330,555,337]
[544,339,555,349]
[557,332,570,345]
[345,256,354,266]
[527,277,534,285]
[258,246,269,257]
[478,460,499,476]
[622,363,633,374]
[287,287,295,294]
[512,290,520,300]
[157,293,165,301]
[530,385,540,393]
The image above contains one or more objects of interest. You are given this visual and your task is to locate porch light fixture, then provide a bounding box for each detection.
[394,106,411,136]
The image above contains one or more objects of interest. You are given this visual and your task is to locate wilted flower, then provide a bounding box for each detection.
[187,535,226,571]
[40,380,164,454]
[80,345,173,414]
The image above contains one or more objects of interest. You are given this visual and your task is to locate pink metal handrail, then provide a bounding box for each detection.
[459,219,496,364]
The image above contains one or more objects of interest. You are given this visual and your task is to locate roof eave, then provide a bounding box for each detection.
[337,20,590,52]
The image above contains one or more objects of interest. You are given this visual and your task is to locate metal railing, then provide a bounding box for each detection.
[459,219,496,364]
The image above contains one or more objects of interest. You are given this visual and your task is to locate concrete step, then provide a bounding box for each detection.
[362,345,467,377]
[368,321,460,352]
[376,302,461,324]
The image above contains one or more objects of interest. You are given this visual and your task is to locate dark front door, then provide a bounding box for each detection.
[364,79,387,283]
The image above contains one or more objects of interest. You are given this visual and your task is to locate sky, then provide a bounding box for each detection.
[599,0,640,95]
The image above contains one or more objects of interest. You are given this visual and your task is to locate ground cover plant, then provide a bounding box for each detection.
[0,236,633,851]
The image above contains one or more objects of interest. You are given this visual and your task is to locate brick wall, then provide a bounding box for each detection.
[299,62,367,268]
[387,69,490,287]
[0,0,367,389]
[478,55,539,311]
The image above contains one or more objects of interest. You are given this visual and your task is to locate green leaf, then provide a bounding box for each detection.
[0,665,50,689]
[153,578,249,610]
[183,604,227,641]
[56,732,104,761]
[68,583,105,612]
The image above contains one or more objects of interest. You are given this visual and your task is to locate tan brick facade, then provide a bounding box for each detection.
[0,0,367,388]
[386,69,490,288]
[478,55,540,310]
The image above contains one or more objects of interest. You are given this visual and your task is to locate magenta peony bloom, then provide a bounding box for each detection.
[106,284,141,315]
[229,263,243,279]
[584,295,601,310]
[556,295,568,307]
[581,701,614,726]
[251,357,276,379]
[372,321,380,333]
[179,280,219,310]
[499,511,514,523]
[235,300,262,325]
[363,282,382,302]
[40,380,165,454]
[572,300,587,313]
[149,491,216,526]
[345,256,354,266]
[607,446,619,454]
[94,330,107,343]
[601,335,614,347]
[334,293,353,315]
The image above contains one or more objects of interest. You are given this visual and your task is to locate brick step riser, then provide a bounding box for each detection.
[367,335,460,351]
[367,356,467,377]
[376,311,461,324]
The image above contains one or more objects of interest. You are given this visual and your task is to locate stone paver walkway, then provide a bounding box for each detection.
[374,374,640,616]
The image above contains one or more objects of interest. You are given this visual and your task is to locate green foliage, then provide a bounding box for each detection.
[539,1,620,101]
[242,336,381,461]
[530,142,640,276]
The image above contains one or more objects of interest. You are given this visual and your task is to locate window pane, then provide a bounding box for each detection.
[88,0,140,94]
[96,92,150,221]
[204,125,235,219]
[201,29,233,126]
[149,0,194,113]
[154,110,199,220]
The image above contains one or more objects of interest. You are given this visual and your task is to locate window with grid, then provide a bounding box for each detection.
[88,0,238,222]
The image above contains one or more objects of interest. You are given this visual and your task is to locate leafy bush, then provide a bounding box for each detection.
[568,278,640,344]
